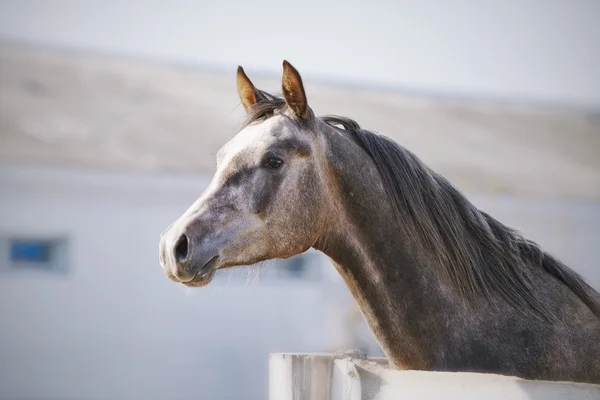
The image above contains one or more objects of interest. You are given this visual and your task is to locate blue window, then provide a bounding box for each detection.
[10,239,52,263]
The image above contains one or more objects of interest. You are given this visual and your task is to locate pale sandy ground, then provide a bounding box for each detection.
[1,45,599,200]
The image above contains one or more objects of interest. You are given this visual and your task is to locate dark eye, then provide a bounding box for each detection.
[264,156,283,169]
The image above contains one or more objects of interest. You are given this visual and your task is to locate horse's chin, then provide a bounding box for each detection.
[181,268,217,287]
[180,256,220,287]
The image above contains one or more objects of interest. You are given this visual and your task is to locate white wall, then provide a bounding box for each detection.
[270,354,600,400]
[0,0,599,108]
[0,165,344,400]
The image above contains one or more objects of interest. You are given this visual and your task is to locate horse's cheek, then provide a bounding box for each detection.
[247,172,283,217]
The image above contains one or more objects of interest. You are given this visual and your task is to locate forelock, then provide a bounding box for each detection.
[242,90,287,129]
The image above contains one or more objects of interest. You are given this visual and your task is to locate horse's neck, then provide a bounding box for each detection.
[313,151,459,369]
[315,220,456,368]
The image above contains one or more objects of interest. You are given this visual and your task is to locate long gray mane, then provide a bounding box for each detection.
[244,91,600,319]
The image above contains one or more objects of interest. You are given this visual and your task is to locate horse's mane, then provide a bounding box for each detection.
[323,115,600,319]
[243,92,600,319]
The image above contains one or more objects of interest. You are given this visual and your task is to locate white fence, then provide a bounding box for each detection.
[269,352,600,400]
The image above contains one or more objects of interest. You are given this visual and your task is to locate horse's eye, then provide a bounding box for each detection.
[265,157,283,169]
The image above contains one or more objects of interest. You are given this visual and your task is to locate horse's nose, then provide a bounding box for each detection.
[174,233,190,264]
[161,220,220,283]
[160,232,195,282]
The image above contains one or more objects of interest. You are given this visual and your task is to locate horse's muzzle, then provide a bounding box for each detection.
[159,224,220,284]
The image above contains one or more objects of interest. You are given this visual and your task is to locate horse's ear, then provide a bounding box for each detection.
[237,66,261,112]
[282,60,308,118]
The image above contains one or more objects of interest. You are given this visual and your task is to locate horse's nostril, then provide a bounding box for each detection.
[174,234,190,263]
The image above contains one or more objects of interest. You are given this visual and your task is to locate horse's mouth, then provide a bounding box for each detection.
[181,256,220,287]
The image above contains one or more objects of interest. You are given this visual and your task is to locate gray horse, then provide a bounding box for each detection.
[159,61,600,383]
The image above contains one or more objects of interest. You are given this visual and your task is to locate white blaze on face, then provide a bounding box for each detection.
[216,115,285,179]
[182,115,284,214]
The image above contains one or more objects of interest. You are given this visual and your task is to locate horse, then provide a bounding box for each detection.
[159,60,600,383]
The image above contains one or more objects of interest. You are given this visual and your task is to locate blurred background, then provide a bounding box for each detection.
[0,1,599,399]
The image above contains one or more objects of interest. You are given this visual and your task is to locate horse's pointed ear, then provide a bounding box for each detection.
[237,66,260,112]
[282,60,308,118]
